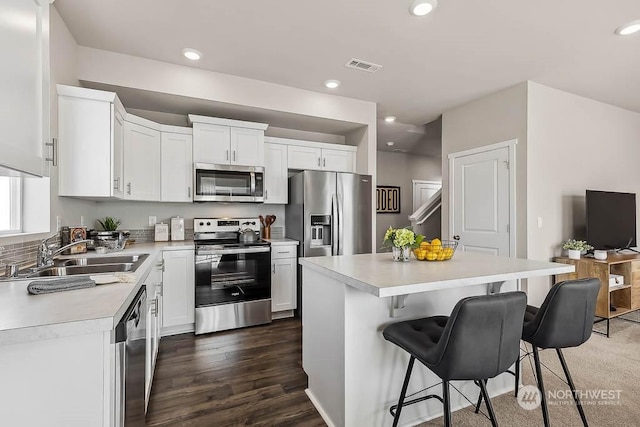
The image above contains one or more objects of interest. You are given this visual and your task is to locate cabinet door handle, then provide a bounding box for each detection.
[317,157,321,167]
[272,264,276,274]
[45,138,57,166]
[113,177,120,191]
[323,158,326,167]
[126,182,131,195]
[188,186,191,198]
[226,150,229,161]
[265,190,268,200]
[156,260,165,272]
[233,151,236,162]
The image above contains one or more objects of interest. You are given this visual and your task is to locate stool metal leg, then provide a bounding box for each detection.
[479,379,498,427]
[392,356,415,427]
[556,349,589,427]
[442,380,452,427]
[532,347,550,427]
[514,355,520,397]
[474,380,483,414]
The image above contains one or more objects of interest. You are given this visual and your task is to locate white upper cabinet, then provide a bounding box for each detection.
[123,118,161,201]
[189,115,268,167]
[264,143,288,204]
[0,0,50,177]
[58,85,126,198]
[275,137,357,173]
[322,148,355,173]
[161,130,193,202]
[192,123,230,164]
[287,145,322,171]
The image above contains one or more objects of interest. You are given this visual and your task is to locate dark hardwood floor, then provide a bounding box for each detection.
[146,318,326,426]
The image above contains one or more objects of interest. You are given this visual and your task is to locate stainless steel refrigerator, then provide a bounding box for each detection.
[286,171,372,314]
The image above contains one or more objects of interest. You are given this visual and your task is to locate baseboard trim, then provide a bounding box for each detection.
[161,323,195,337]
[305,388,337,427]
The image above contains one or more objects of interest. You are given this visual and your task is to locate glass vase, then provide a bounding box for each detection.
[392,246,411,262]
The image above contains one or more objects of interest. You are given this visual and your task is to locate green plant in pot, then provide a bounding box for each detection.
[98,216,122,231]
[562,239,593,260]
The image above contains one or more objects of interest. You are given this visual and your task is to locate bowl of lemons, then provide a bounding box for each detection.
[413,238,458,261]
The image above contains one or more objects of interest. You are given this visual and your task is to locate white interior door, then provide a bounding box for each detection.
[412,181,441,213]
[450,143,514,256]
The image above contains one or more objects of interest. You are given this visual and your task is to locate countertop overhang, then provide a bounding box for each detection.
[299,252,575,297]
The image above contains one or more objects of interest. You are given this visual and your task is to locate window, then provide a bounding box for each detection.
[0,177,21,234]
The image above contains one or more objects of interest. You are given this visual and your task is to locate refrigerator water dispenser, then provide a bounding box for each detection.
[310,215,332,247]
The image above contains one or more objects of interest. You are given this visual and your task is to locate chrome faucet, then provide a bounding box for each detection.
[37,235,94,267]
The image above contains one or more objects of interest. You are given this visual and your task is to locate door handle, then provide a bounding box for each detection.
[45,138,57,166]
[233,151,237,162]
[226,150,229,161]
[323,158,326,167]
[114,177,120,191]
[126,182,131,195]
[272,264,276,274]
[317,157,321,167]
[265,189,268,200]
[188,186,191,198]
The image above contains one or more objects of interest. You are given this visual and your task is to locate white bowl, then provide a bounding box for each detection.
[594,250,607,260]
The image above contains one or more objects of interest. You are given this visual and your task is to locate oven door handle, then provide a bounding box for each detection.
[197,247,271,255]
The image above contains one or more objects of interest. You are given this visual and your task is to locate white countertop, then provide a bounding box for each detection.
[299,252,575,297]
[263,238,299,246]
[0,241,194,345]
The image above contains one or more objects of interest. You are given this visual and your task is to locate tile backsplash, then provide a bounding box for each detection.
[0,239,43,272]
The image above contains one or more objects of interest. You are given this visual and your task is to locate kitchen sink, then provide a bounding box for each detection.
[19,254,150,278]
[53,254,148,267]
[31,264,136,277]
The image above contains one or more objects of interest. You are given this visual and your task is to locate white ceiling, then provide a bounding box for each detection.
[55,0,640,145]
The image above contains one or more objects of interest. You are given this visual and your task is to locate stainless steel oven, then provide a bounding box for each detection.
[194,163,264,202]
[194,218,272,334]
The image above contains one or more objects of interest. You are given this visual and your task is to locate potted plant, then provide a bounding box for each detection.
[98,216,122,231]
[382,227,424,262]
[562,239,593,260]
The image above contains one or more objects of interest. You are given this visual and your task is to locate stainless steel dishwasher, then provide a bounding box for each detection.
[114,286,147,427]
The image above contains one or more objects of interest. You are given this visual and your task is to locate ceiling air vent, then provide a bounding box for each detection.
[345,58,383,73]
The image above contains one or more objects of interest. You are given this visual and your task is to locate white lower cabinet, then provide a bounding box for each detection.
[271,244,298,313]
[145,254,164,411]
[161,249,195,335]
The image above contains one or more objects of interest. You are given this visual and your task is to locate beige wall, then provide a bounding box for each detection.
[526,82,640,303]
[376,152,442,249]
[441,82,528,259]
[48,6,96,232]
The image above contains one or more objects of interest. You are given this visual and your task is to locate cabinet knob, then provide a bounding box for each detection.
[126,182,131,195]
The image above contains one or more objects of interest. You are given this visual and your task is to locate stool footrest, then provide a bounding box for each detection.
[390,393,444,417]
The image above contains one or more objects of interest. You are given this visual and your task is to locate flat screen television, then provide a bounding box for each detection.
[586,190,637,250]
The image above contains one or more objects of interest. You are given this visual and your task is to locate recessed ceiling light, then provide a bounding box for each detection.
[386,141,395,146]
[384,116,397,123]
[182,48,202,60]
[615,20,640,36]
[324,80,341,89]
[409,0,437,17]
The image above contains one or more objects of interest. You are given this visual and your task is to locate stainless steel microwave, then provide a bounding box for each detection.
[193,163,264,202]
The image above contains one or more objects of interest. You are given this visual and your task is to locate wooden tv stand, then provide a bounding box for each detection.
[555,253,640,337]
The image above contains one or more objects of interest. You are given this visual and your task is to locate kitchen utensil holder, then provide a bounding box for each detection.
[262,226,271,240]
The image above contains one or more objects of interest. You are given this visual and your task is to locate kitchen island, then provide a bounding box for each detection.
[299,251,574,427]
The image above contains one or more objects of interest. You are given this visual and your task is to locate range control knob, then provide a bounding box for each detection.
[206,222,211,226]
[199,222,204,226]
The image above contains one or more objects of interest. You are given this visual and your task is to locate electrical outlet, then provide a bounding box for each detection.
[149,216,157,227]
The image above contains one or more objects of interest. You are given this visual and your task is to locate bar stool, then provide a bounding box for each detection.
[383,291,527,427]
[476,278,600,427]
